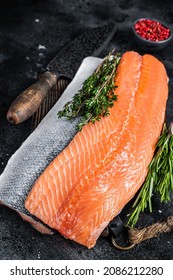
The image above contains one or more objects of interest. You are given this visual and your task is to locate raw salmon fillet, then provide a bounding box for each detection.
[25,51,168,248]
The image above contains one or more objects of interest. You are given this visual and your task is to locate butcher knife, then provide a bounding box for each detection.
[7,23,117,124]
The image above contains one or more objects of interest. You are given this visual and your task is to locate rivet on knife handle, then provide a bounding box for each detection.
[7,71,58,124]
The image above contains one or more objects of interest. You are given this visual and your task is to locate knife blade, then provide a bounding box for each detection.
[7,23,117,124]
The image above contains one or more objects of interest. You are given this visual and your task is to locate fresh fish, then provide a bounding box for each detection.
[0,57,102,234]
[25,51,168,248]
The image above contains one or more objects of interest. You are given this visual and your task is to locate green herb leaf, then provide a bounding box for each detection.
[127,123,173,227]
[57,50,121,130]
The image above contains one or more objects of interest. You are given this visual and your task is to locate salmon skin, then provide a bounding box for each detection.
[25,51,168,248]
[0,57,102,234]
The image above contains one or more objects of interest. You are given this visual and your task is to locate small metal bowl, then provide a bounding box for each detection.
[132,18,172,51]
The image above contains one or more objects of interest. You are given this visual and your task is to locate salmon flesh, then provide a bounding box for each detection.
[25,51,168,248]
[0,57,101,235]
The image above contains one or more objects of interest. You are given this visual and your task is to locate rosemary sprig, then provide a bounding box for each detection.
[58,50,121,130]
[127,123,173,227]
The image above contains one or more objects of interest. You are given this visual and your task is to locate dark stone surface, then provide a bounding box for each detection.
[0,0,173,259]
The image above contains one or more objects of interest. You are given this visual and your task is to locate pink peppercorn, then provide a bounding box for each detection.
[134,19,170,41]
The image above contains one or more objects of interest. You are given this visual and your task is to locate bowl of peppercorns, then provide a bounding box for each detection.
[132,18,172,51]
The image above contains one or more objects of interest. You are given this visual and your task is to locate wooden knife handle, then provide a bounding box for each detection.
[31,78,70,131]
[6,71,58,124]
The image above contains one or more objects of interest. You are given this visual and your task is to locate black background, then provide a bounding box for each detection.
[0,0,173,259]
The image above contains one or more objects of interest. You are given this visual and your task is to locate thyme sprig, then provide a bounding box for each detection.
[58,50,121,130]
[127,123,173,227]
